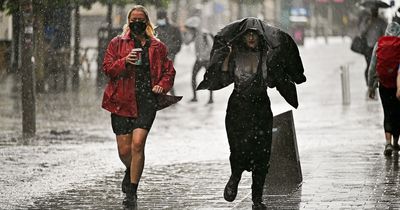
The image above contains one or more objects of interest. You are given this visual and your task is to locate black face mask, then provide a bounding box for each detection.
[129,21,147,35]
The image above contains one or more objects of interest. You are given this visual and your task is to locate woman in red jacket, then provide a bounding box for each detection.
[101,5,176,207]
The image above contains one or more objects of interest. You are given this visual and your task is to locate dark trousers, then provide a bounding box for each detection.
[379,85,400,139]
[192,59,213,101]
[225,90,273,201]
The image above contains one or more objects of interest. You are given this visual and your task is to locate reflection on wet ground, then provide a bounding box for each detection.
[25,152,400,209]
[27,161,304,209]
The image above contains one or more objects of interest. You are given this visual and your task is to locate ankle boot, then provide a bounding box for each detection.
[251,169,267,209]
[252,185,267,209]
[123,183,138,207]
[122,168,130,193]
[252,201,267,210]
[224,173,242,202]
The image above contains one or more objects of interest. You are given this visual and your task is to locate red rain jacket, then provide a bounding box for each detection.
[101,31,175,117]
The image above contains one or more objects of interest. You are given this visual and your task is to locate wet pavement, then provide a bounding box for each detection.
[1,37,400,209]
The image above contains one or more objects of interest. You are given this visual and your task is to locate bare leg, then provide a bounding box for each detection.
[116,134,133,167]
[385,132,392,145]
[130,128,149,184]
[116,134,133,194]
[191,60,201,102]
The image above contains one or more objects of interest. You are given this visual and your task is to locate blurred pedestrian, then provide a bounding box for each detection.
[183,16,214,104]
[397,65,400,100]
[101,5,180,208]
[197,17,306,209]
[155,9,182,96]
[358,6,387,86]
[367,22,400,156]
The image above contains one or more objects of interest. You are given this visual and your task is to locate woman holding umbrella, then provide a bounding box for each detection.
[357,0,389,86]
[197,17,306,209]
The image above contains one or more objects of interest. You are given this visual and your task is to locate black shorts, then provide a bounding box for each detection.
[111,111,156,135]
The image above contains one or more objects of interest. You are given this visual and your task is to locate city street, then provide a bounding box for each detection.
[1,37,399,209]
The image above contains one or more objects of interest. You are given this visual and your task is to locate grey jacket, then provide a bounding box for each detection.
[194,30,213,61]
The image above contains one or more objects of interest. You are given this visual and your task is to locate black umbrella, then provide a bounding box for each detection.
[361,0,390,9]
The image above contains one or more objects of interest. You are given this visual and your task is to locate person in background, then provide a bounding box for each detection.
[155,9,182,96]
[197,17,306,209]
[359,6,387,86]
[397,65,400,100]
[102,5,178,208]
[394,8,400,101]
[183,16,214,104]
[367,22,400,156]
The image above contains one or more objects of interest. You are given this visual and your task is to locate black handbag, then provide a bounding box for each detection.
[350,35,367,55]
[351,22,370,55]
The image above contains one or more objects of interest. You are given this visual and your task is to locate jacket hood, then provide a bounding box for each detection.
[385,22,400,36]
[197,17,306,109]
[216,17,281,49]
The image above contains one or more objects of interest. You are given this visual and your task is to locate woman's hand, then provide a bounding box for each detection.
[152,85,164,94]
[125,50,139,66]
[396,88,400,101]
[368,88,376,100]
[222,46,232,72]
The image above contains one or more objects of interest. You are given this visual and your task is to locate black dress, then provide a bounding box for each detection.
[134,37,157,130]
[110,37,157,134]
[225,50,273,174]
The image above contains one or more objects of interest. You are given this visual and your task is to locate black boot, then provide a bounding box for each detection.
[122,168,130,193]
[123,183,138,208]
[123,195,137,209]
[224,173,242,202]
[251,169,267,209]
[252,201,267,210]
[123,194,137,209]
[252,185,267,210]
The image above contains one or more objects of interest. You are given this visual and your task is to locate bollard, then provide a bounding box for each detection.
[265,110,302,195]
[340,65,351,105]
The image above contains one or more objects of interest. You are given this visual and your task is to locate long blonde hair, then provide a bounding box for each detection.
[122,5,155,37]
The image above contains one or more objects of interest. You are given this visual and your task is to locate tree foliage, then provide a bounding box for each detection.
[0,0,18,14]
[0,0,172,14]
[0,0,98,14]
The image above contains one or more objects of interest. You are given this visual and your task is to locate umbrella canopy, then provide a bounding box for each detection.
[214,17,281,49]
[361,0,390,9]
